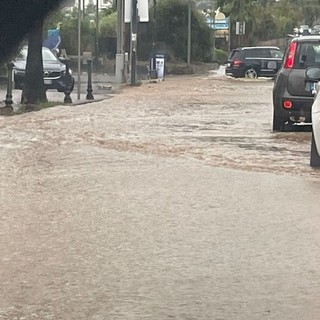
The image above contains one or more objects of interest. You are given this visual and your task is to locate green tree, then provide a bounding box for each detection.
[0,0,65,65]
[222,0,256,47]
[297,0,320,26]
[154,0,213,62]
[99,12,117,37]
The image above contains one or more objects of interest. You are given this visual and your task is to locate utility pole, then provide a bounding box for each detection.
[82,0,85,19]
[130,0,138,85]
[187,0,191,65]
[95,0,99,69]
[117,0,124,53]
[116,0,125,83]
[77,0,82,100]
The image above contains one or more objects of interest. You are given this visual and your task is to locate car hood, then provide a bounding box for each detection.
[13,60,66,72]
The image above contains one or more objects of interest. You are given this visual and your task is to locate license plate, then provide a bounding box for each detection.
[44,79,52,85]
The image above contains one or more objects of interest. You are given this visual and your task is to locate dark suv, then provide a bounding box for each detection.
[225,46,284,78]
[272,35,320,131]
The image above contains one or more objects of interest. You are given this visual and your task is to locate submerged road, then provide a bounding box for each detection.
[0,72,320,319]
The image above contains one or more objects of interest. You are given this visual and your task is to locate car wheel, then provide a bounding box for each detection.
[245,68,258,79]
[310,129,320,167]
[272,112,286,132]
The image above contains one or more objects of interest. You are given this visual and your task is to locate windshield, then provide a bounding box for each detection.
[16,46,59,62]
[270,49,284,59]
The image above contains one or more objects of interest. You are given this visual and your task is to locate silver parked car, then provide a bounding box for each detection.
[13,46,74,93]
[305,66,320,167]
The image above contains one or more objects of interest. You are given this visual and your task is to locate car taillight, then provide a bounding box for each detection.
[233,59,242,67]
[283,100,293,109]
[284,42,297,69]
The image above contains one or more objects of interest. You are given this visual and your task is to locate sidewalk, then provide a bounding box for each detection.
[0,71,123,109]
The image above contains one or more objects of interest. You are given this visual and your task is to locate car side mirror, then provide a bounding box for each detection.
[305,67,320,81]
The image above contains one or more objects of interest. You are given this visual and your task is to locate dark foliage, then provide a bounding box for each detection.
[153,0,213,62]
[0,0,65,65]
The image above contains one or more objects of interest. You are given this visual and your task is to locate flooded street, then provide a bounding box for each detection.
[1,71,320,319]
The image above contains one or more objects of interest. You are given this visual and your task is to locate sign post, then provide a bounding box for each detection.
[205,9,229,58]
[236,21,245,46]
[125,0,149,85]
[130,0,137,86]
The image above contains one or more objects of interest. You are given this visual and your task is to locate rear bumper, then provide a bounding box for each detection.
[225,67,245,77]
[46,76,75,92]
[274,95,313,122]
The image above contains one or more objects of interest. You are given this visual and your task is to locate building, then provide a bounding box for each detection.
[64,0,113,11]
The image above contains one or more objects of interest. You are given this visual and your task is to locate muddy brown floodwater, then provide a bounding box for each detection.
[0,70,320,320]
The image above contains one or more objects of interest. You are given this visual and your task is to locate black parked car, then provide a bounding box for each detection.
[13,46,74,93]
[225,46,284,79]
[272,35,320,131]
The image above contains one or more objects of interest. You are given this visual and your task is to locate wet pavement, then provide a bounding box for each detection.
[0,72,118,108]
[1,68,320,319]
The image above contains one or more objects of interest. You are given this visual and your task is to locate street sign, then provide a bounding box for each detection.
[214,23,229,30]
[125,0,149,22]
[206,17,229,30]
[236,22,246,35]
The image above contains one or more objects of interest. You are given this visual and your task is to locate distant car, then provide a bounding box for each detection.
[225,46,284,79]
[272,35,320,131]
[305,66,320,167]
[311,25,320,35]
[298,25,311,36]
[13,46,74,93]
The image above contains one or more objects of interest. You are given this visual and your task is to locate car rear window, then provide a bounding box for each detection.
[245,48,272,58]
[228,50,240,59]
[270,49,284,59]
[294,42,320,68]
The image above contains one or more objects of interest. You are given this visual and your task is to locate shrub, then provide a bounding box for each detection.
[214,49,228,65]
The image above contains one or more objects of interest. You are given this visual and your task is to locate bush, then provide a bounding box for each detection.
[214,49,228,65]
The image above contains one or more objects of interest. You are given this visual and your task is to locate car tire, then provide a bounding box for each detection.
[310,129,320,167]
[245,68,258,79]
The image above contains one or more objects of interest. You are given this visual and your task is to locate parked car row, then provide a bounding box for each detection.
[226,35,320,168]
